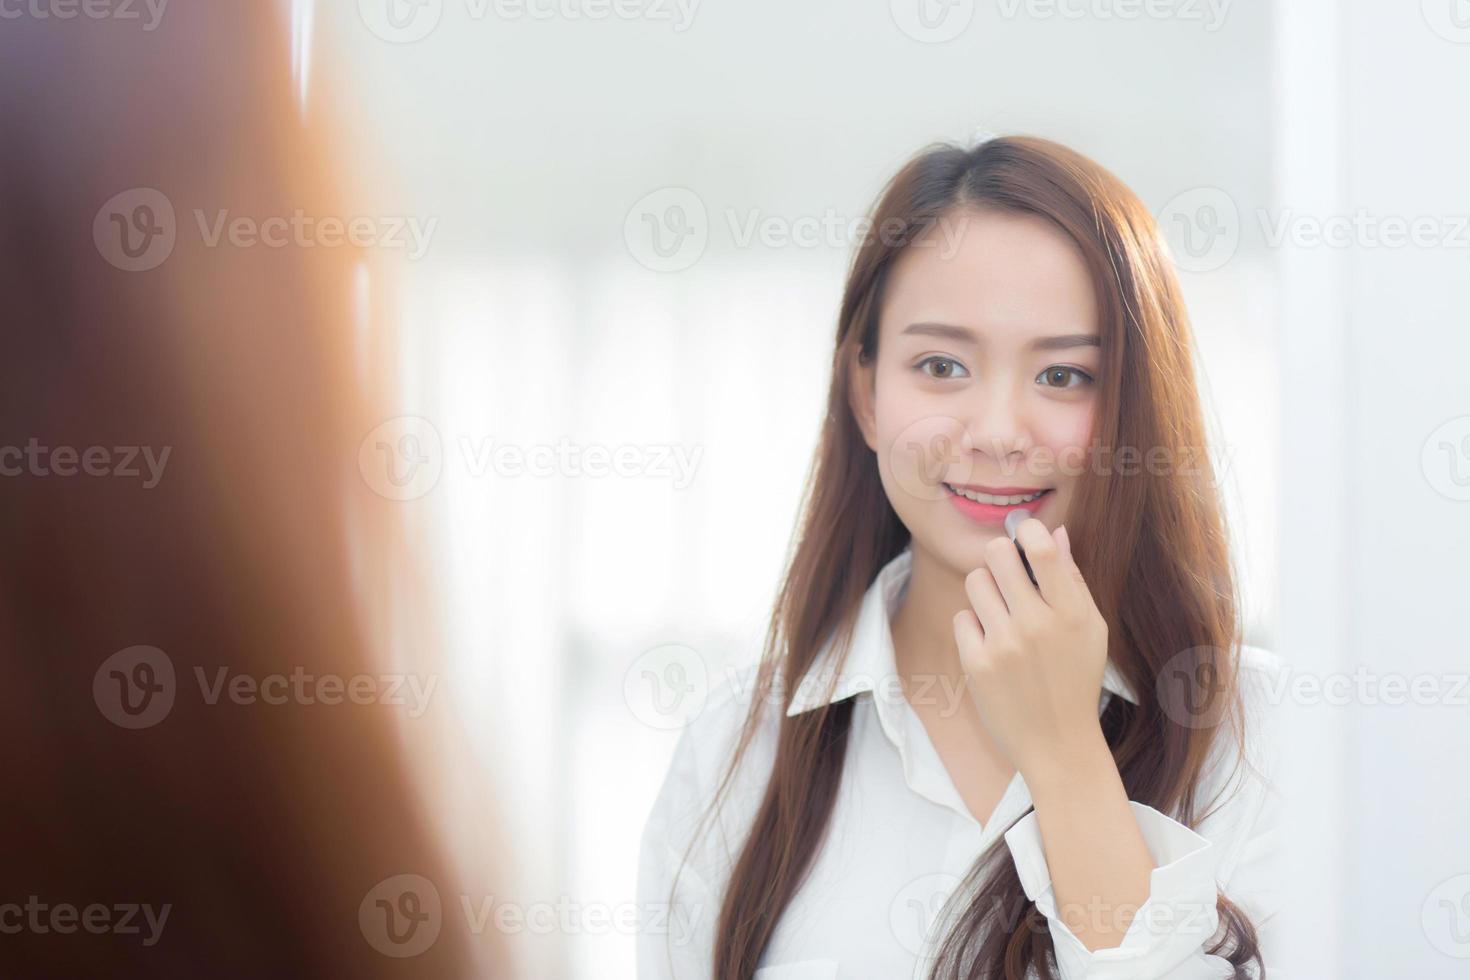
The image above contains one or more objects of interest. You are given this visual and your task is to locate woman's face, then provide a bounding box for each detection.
[852,205,1102,577]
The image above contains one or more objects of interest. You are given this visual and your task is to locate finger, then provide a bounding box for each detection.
[1013,516,1070,607]
[983,532,1047,619]
[1054,523,1089,587]
[953,608,984,668]
[963,564,1011,638]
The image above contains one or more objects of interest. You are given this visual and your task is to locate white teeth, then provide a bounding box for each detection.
[947,486,1047,505]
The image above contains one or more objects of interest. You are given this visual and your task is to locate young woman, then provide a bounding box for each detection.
[637,136,1284,979]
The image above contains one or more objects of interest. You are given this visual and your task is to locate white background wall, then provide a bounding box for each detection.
[1273,2,1470,977]
[305,1,1468,975]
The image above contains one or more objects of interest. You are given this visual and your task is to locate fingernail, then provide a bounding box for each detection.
[1057,524,1071,559]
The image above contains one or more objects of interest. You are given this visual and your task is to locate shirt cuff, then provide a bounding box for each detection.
[1003,801,1222,979]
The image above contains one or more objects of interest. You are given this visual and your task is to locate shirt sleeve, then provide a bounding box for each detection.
[1000,661,1286,979]
[636,725,719,980]
[1002,801,1238,978]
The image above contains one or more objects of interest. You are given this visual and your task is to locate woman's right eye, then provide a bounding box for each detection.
[916,356,969,380]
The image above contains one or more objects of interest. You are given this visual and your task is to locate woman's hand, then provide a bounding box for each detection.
[952,518,1111,783]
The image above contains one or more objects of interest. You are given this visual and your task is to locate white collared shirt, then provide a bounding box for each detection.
[637,545,1286,979]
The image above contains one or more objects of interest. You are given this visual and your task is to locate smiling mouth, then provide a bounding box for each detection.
[942,484,1054,505]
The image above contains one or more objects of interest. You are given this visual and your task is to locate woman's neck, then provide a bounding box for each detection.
[889,544,972,688]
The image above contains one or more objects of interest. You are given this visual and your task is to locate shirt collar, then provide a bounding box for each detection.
[783,544,1140,718]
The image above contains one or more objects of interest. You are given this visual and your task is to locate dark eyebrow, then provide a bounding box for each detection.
[901,322,1100,351]
[1028,332,1101,352]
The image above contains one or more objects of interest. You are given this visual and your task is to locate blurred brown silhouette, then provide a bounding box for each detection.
[0,6,504,977]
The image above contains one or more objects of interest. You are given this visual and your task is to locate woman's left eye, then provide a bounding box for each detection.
[917,356,969,379]
[1037,366,1093,389]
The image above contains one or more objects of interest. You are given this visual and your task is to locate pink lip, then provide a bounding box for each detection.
[944,485,1053,527]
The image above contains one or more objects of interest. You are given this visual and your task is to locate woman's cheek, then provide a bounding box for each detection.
[1038,404,1098,491]
[877,394,973,506]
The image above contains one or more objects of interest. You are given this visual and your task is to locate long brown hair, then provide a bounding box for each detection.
[0,7,503,977]
[696,136,1262,979]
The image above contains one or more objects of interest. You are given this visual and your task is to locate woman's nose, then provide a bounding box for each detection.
[960,386,1031,463]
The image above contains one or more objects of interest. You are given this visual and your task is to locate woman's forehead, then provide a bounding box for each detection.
[881,209,1098,343]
